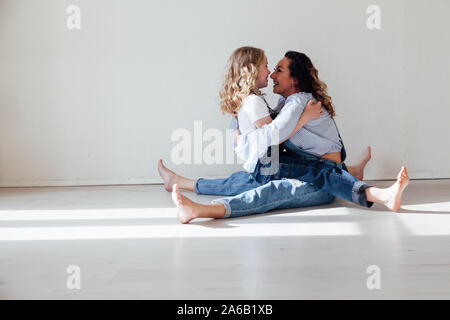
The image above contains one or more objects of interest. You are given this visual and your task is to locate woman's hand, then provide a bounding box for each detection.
[303,99,323,121]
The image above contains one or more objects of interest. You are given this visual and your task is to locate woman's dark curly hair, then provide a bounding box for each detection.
[285,51,335,117]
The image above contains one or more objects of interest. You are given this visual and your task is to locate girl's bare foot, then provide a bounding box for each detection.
[158,159,178,192]
[348,146,371,180]
[384,167,410,212]
[171,184,226,224]
[172,184,198,224]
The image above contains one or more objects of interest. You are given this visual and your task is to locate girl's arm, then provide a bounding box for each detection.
[254,116,273,128]
[235,115,272,145]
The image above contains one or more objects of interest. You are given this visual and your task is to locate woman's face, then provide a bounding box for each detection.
[270,57,297,98]
[256,55,270,89]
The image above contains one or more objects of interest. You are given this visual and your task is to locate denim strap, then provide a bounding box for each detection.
[332,118,346,163]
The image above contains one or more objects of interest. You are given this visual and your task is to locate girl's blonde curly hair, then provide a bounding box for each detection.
[219,46,266,115]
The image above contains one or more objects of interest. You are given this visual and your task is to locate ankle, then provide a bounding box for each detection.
[196,203,226,219]
[366,187,387,205]
[356,161,365,169]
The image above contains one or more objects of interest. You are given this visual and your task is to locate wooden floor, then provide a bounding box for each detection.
[1,180,450,299]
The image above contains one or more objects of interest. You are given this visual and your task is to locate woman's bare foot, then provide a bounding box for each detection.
[158,159,196,192]
[367,167,410,212]
[158,159,179,192]
[172,184,198,224]
[384,167,410,212]
[348,146,371,180]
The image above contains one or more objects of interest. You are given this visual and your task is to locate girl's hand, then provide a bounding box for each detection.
[303,99,323,121]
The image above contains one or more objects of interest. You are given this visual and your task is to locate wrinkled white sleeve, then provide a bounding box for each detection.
[235,96,303,172]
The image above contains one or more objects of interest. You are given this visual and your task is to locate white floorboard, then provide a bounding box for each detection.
[1,180,450,299]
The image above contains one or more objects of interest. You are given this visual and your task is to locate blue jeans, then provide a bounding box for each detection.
[195,171,261,196]
[252,141,373,207]
[195,141,372,207]
[212,179,335,218]
[195,169,335,218]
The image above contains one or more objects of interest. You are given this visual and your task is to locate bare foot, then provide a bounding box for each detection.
[158,159,178,192]
[349,146,372,180]
[384,167,410,212]
[172,184,198,224]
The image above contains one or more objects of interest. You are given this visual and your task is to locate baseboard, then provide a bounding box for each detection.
[1,172,449,188]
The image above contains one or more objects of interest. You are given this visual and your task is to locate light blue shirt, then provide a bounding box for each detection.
[235,92,342,172]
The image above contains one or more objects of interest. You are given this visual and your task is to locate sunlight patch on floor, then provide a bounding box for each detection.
[0,221,361,241]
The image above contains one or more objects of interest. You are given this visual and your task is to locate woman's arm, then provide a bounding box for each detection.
[280,100,322,143]
[241,99,322,144]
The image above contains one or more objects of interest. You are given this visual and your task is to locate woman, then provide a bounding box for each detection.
[159,48,409,223]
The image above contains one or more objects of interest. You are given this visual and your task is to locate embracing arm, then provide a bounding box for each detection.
[240,98,322,145]
[254,116,273,128]
[252,100,321,139]
[234,97,322,172]
[281,100,322,143]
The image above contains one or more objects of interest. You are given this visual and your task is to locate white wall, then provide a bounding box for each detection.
[0,0,449,187]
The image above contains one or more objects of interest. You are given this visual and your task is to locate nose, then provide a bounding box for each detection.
[270,72,275,79]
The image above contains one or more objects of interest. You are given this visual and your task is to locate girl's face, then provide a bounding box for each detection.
[256,56,270,89]
[270,57,297,98]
